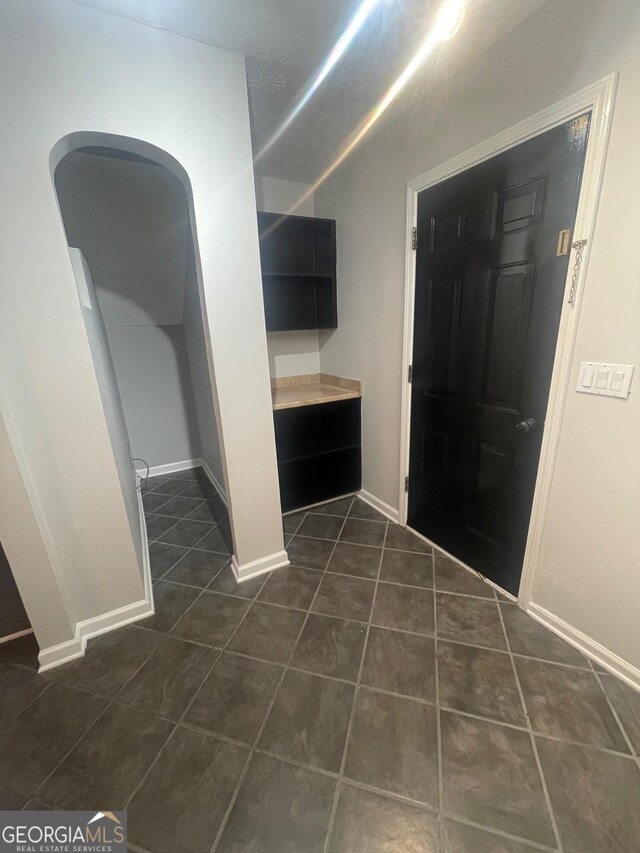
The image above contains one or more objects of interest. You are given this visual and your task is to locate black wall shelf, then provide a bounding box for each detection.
[257,211,337,332]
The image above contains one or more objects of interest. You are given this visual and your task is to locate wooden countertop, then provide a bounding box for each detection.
[271,373,362,411]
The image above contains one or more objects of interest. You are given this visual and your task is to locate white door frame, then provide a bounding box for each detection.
[398,73,617,607]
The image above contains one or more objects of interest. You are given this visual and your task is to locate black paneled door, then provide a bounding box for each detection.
[408,115,591,595]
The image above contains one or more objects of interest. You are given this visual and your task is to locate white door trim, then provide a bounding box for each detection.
[398,74,618,607]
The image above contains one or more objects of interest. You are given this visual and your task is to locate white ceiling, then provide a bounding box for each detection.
[71,0,549,183]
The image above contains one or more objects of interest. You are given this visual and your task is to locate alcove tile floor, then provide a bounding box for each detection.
[1,469,640,852]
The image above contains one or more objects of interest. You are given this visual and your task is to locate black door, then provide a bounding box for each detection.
[408,115,590,595]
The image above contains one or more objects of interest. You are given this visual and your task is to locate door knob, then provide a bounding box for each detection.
[515,417,537,433]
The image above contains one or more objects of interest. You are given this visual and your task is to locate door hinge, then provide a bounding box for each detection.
[408,364,413,383]
[412,227,417,250]
[404,475,409,493]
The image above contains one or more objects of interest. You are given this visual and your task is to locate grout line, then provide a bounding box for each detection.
[588,662,639,763]
[496,600,565,853]
[32,699,116,802]
[0,678,54,735]
[210,497,356,853]
[432,550,446,850]
[323,515,390,853]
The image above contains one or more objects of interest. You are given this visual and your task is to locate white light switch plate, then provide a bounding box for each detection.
[576,362,634,398]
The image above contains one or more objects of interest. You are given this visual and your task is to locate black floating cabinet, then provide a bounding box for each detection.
[274,399,361,513]
[257,211,337,332]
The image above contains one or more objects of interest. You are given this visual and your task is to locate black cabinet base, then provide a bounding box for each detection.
[274,398,362,513]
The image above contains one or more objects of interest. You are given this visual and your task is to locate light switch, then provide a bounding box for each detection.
[576,362,635,399]
[595,369,608,390]
[611,371,625,392]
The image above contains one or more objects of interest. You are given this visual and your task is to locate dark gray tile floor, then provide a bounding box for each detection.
[1,480,640,852]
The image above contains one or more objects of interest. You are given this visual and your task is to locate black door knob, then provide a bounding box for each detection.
[515,417,538,433]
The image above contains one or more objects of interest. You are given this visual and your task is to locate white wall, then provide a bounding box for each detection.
[183,224,226,493]
[0,0,284,657]
[256,176,322,378]
[56,151,203,469]
[68,248,143,573]
[314,0,640,671]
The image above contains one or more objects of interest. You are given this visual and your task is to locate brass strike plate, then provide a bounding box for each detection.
[557,229,571,256]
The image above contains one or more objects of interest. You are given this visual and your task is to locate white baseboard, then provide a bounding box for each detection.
[0,627,33,645]
[198,458,228,505]
[137,456,228,505]
[358,489,400,524]
[136,457,202,478]
[38,480,155,673]
[528,603,640,692]
[232,550,290,583]
[38,595,154,673]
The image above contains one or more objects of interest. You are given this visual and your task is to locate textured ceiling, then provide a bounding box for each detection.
[71,0,549,182]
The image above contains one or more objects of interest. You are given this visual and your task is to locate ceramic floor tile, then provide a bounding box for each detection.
[287,535,335,571]
[216,753,336,853]
[143,580,200,633]
[207,565,267,599]
[515,657,629,752]
[291,614,366,682]
[179,480,219,500]
[38,702,172,809]
[600,673,640,754]
[0,633,40,669]
[145,513,179,542]
[184,652,283,744]
[298,513,344,540]
[500,604,587,666]
[345,688,439,805]
[384,525,431,553]
[437,641,525,726]
[380,550,433,588]
[372,584,434,635]
[158,518,214,548]
[329,783,440,853]
[340,518,387,547]
[283,511,306,535]
[436,594,506,650]
[311,497,354,517]
[0,683,107,796]
[142,475,168,493]
[53,626,160,697]
[260,670,354,772]
[228,602,305,664]
[196,524,233,555]
[348,497,387,522]
[440,711,554,846]
[443,820,541,852]
[142,492,172,513]
[258,565,322,610]
[536,736,640,853]
[171,591,249,647]
[164,549,229,588]
[311,573,376,623]
[118,637,218,721]
[327,542,382,579]
[187,499,228,524]
[155,495,204,519]
[361,627,436,702]
[150,479,191,497]
[128,726,248,853]
[148,542,189,580]
[0,663,50,730]
[433,554,493,598]
[0,784,27,810]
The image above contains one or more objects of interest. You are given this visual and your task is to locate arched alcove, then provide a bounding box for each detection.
[51,133,233,587]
